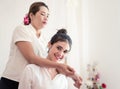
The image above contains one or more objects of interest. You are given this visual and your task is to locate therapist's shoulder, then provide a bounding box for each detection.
[13,24,30,35]
[14,24,27,31]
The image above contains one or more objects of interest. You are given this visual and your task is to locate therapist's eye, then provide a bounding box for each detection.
[41,13,45,16]
[41,13,49,18]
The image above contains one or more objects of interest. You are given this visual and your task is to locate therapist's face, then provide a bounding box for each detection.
[30,6,49,30]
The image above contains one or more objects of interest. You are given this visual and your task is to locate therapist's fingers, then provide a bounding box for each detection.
[66,65,75,75]
[57,64,75,76]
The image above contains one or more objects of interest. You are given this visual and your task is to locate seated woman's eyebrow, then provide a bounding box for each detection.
[57,45,69,53]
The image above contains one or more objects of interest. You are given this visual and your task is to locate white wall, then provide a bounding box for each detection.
[80,0,120,89]
[0,0,25,76]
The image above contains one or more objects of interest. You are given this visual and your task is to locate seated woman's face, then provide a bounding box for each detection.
[47,41,70,62]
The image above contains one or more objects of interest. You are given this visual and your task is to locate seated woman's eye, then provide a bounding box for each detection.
[64,50,69,54]
[57,46,62,50]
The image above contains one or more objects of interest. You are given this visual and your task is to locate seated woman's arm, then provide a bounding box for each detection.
[69,73,83,89]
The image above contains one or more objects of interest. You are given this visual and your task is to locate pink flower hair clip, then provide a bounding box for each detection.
[24,14,29,25]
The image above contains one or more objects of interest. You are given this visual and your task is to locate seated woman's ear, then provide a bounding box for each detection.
[47,42,52,48]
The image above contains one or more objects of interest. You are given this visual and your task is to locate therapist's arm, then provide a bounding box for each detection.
[16,41,75,76]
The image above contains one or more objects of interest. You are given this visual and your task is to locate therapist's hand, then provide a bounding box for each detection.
[57,63,75,76]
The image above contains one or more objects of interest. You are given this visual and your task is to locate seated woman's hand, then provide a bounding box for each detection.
[70,73,83,89]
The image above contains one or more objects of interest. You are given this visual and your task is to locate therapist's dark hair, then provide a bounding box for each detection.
[24,2,49,25]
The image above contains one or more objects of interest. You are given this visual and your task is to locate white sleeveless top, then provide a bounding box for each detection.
[18,64,68,89]
[2,24,47,82]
